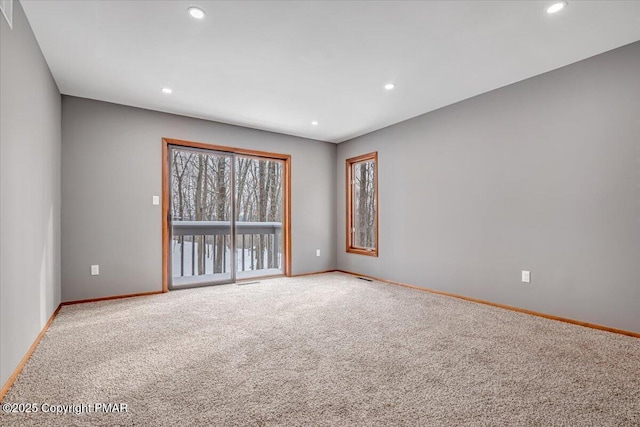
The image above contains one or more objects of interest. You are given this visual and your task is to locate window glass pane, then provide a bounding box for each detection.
[235,157,284,274]
[352,159,376,249]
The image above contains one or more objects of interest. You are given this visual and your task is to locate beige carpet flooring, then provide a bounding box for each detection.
[1,272,639,426]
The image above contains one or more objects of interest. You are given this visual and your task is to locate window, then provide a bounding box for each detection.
[346,152,378,256]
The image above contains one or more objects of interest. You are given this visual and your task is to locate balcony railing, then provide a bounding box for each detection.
[171,221,282,278]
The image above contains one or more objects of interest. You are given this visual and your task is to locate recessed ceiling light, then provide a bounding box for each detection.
[162,88,172,94]
[311,121,319,126]
[546,2,567,14]
[384,83,396,90]
[188,6,206,19]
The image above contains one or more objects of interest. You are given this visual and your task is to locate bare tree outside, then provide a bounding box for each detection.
[352,160,376,249]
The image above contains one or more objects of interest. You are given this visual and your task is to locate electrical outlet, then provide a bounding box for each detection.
[91,265,100,276]
[521,270,531,283]
[316,249,321,257]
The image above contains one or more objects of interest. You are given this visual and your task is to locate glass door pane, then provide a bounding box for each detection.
[169,146,235,289]
[235,156,284,279]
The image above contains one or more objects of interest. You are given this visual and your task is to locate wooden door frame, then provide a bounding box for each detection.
[161,137,292,293]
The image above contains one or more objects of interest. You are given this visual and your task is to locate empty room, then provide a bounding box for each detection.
[1,0,639,425]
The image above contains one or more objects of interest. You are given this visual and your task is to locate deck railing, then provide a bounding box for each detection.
[171,221,282,276]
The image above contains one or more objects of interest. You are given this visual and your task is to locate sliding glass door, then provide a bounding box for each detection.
[167,145,284,289]
[169,147,235,288]
[235,156,284,279]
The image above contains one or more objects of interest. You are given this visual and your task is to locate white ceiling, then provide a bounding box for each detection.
[21,1,640,143]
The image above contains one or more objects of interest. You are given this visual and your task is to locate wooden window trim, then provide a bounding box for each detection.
[161,138,292,292]
[346,152,378,257]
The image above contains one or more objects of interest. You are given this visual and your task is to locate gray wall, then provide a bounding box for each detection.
[61,96,336,302]
[337,41,640,333]
[0,1,61,387]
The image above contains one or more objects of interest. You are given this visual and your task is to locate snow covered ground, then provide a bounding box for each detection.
[171,239,282,285]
